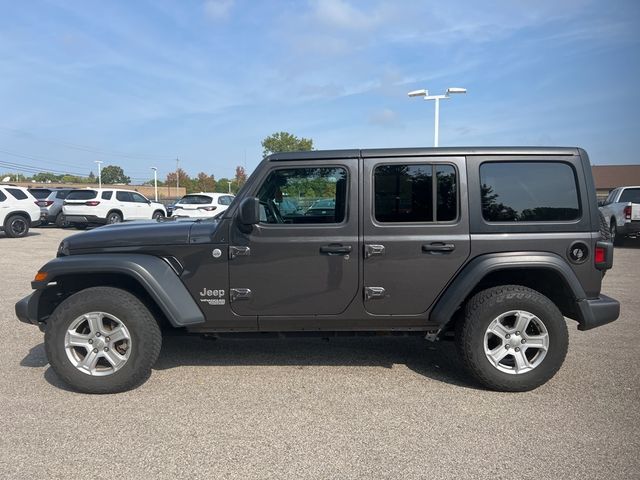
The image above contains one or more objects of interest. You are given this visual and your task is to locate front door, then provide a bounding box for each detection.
[228,160,359,316]
[363,156,470,315]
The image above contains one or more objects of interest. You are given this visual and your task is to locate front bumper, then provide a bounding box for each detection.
[576,294,620,331]
[15,291,42,327]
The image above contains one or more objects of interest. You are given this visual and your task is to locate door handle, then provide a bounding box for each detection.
[320,244,352,255]
[422,243,455,254]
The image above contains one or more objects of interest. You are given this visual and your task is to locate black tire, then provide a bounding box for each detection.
[44,287,162,394]
[55,212,69,228]
[3,214,30,238]
[40,220,49,227]
[610,219,624,246]
[106,211,123,224]
[456,285,568,392]
[599,210,611,241]
[152,210,165,220]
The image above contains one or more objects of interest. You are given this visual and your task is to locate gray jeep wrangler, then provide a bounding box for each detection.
[16,147,620,393]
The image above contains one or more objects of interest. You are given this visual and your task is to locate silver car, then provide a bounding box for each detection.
[29,188,73,227]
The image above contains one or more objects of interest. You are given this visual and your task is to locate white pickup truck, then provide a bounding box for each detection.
[599,186,640,245]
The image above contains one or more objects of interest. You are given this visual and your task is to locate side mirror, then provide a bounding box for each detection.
[238,197,260,225]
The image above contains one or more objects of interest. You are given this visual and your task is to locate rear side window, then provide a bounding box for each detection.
[480,162,580,222]
[0,190,6,202]
[29,189,51,199]
[116,191,133,202]
[619,188,640,203]
[101,191,113,200]
[374,163,457,223]
[6,188,28,200]
[178,195,213,205]
[67,190,97,200]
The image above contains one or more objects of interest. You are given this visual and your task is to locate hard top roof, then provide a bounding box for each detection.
[266,146,580,161]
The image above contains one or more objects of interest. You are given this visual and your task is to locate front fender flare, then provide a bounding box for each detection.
[33,254,205,327]
[429,252,586,330]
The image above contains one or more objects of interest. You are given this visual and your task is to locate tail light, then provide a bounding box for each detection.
[35,201,54,207]
[85,201,101,206]
[595,241,613,270]
[624,205,631,220]
[198,206,217,211]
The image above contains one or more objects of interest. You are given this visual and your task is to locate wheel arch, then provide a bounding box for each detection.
[106,209,124,220]
[430,252,587,335]
[31,254,204,328]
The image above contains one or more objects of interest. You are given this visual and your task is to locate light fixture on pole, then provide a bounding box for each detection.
[408,87,467,147]
[94,161,103,188]
[151,167,158,202]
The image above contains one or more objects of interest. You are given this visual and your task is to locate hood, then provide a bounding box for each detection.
[60,219,216,254]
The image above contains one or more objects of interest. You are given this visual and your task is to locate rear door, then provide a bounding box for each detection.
[363,156,470,315]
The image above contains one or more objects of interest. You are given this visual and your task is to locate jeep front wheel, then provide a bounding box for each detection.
[44,287,162,394]
[456,285,568,392]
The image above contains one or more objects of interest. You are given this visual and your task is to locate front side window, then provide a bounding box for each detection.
[480,162,580,222]
[256,167,348,224]
[132,193,148,203]
[619,188,640,203]
[374,163,457,223]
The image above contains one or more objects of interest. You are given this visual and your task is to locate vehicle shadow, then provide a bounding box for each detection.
[155,334,481,390]
[1,231,40,238]
[22,336,482,391]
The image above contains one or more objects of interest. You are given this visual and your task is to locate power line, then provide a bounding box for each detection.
[0,125,175,161]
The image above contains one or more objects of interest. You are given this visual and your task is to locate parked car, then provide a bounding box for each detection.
[599,186,640,245]
[16,147,619,394]
[171,193,234,219]
[305,198,335,217]
[29,188,74,227]
[62,188,166,228]
[0,185,41,238]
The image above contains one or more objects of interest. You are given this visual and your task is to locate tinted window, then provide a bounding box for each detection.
[116,191,133,202]
[29,189,51,199]
[374,164,457,223]
[6,188,28,200]
[480,162,580,222]
[257,167,348,224]
[178,195,213,205]
[131,192,148,203]
[218,195,233,206]
[101,191,113,200]
[55,190,72,199]
[0,190,6,202]
[67,190,97,200]
[619,188,640,203]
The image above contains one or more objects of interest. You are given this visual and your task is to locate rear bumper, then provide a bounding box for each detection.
[65,215,107,225]
[577,294,620,331]
[620,221,640,236]
[15,291,41,326]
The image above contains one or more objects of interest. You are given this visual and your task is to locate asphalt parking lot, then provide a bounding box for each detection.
[1,227,639,479]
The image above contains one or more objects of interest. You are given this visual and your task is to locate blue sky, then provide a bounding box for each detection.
[0,0,639,182]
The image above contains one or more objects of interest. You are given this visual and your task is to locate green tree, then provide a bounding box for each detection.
[101,165,131,184]
[194,172,216,192]
[261,131,313,158]
[32,172,62,182]
[166,168,190,189]
[235,166,247,187]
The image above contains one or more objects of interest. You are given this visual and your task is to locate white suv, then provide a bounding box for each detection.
[0,185,41,238]
[171,193,234,218]
[63,188,167,228]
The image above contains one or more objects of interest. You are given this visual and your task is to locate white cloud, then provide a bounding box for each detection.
[203,0,235,20]
[311,0,380,30]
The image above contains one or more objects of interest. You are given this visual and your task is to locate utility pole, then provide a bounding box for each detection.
[94,160,103,188]
[228,181,232,194]
[151,167,158,201]
[176,157,180,191]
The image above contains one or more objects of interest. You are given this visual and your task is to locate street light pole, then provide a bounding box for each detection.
[94,161,103,188]
[227,181,232,194]
[151,167,158,202]
[408,87,467,147]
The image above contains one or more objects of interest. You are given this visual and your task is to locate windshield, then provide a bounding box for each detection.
[177,194,213,205]
[66,190,97,200]
[29,189,51,199]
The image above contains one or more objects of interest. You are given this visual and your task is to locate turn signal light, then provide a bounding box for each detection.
[624,205,631,220]
[35,201,53,207]
[34,271,48,282]
[198,206,217,211]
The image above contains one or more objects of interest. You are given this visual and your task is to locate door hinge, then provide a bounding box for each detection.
[229,245,251,259]
[364,244,385,258]
[230,288,252,302]
[364,286,386,300]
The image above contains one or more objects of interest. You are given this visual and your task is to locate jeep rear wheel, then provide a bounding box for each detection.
[456,285,568,392]
[44,287,162,394]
